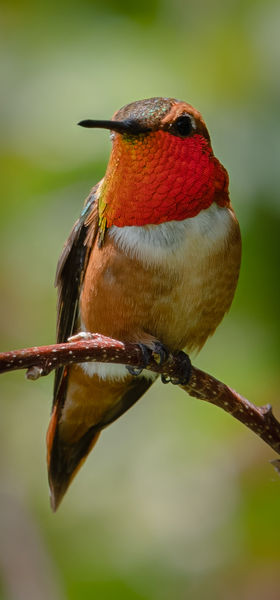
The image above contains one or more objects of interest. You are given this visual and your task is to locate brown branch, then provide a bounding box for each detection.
[1,334,280,466]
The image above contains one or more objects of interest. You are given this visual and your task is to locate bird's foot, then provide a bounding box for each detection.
[126,343,151,376]
[151,341,169,367]
[161,351,192,386]
[126,341,169,377]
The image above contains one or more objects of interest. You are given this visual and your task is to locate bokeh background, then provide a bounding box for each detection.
[1,1,280,598]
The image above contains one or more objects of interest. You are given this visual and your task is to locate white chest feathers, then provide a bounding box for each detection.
[109,203,233,266]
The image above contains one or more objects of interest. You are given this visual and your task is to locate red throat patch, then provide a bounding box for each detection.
[98,130,229,232]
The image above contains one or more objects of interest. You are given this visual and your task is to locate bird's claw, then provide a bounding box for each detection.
[126,343,151,377]
[126,366,144,376]
[126,341,169,377]
[161,351,192,386]
[161,373,171,384]
[151,342,169,366]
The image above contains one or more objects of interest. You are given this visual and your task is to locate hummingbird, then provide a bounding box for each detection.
[47,97,241,510]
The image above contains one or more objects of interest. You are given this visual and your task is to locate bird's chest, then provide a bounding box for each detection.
[80,205,239,352]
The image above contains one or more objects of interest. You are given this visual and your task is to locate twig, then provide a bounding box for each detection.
[1,334,280,464]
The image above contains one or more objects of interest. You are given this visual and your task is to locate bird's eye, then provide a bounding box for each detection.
[172,114,194,137]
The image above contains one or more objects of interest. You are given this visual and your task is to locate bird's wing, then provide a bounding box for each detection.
[49,186,156,509]
[52,184,155,423]
[53,185,99,406]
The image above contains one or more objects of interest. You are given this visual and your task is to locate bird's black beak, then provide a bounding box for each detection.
[78,119,151,135]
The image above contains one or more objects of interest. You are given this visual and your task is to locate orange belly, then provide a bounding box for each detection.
[80,206,241,353]
[59,204,240,442]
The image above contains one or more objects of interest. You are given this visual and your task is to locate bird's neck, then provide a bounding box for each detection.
[98,131,230,237]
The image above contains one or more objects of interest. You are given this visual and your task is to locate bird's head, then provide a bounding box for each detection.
[79,97,229,238]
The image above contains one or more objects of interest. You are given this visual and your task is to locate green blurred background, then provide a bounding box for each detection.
[1,1,280,598]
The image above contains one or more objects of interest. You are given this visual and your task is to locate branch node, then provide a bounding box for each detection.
[260,403,273,417]
[26,366,44,380]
